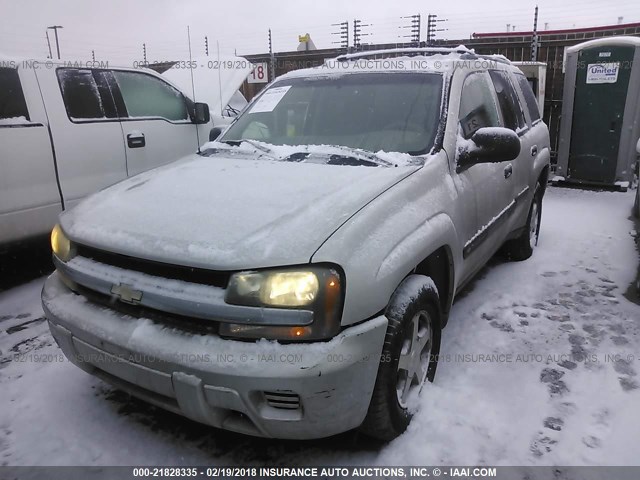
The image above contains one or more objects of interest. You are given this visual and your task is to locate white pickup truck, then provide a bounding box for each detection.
[0,57,215,248]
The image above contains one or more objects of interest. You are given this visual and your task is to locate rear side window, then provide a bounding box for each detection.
[57,69,106,120]
[458,72,501,139]
[112,71,189,121]
[514,73,542,123]
[0,68,30,121]
[488,70,527,133]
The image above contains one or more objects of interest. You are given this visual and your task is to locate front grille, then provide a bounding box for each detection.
[76,284,220,335]
[76,244,231,288]
[264,391,301,410]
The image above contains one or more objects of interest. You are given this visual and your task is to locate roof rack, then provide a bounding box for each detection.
[484,54,512,65]
[335,46,475,62]
[334,46,512,65]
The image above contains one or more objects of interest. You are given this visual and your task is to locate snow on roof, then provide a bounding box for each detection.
[567,36,640,53]
[275,57,451,81]
[277,47,513,81]
[334,46,476,61]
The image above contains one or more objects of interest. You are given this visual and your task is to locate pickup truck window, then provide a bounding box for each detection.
[112,71,189,122]
[0,68,30,122]
[221,72,443,156]
[57,69,107,120]
[488,70,527,133]
[514,73,542,123]
[458,72,501,139]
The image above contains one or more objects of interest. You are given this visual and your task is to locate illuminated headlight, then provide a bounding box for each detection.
[50,224,75,262]
[223,266,343,341]
[231,271,319,307]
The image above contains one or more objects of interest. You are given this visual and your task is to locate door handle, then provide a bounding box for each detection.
[530,145,538,156]
[504,164,513,179]
[127,132,145,148]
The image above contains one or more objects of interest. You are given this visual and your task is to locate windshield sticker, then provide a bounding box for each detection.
[586,63,619,84]
[250,86,292,113]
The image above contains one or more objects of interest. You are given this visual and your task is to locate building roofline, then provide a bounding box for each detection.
[473,21,640,38]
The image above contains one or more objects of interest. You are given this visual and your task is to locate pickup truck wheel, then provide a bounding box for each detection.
[503,183,543,261]
[360,275,442,441]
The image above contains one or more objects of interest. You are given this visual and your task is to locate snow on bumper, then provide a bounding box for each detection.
[42,272,387,439]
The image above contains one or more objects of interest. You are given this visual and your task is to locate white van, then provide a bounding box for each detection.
[0,57,215,248]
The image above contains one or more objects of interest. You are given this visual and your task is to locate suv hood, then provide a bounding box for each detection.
[61,153,419,270]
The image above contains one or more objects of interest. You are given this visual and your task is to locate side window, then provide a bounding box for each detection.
[514,73,542,123]
[112,71,189,121]
[488,70,527,133]
[0,68,30,121]
[458,72,501,139]
[92,70,119,119]
[57,69,106,120]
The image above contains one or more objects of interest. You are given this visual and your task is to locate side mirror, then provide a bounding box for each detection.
[193,102,210,125]
[209,127,223,142]
[457,127,521,171]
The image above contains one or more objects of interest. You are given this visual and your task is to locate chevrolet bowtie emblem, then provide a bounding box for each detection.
[110,284,143,304]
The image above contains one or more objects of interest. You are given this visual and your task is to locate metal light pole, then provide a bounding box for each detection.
[45,31,53,58]
[47,25,63,59]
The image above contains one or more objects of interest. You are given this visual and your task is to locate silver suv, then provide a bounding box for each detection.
[42,47,550,440]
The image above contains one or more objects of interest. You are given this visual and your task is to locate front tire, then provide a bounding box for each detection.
[503,183,543,261]
[360,275,442,441]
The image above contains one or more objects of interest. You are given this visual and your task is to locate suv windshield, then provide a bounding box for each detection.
[220,72,443,156]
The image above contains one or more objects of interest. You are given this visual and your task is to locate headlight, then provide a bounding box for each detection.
[223,266,343,341]
[229,270,319,307]
[51,224,75,262]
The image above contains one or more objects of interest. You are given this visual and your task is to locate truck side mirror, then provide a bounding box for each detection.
[457,127,521,171]
[193,102,210,125]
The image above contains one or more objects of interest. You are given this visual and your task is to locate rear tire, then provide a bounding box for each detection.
[503,183,543,261]
[360,275,442,441]
[633,187,639,218]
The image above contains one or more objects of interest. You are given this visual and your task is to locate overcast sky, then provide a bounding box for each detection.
[1,0,639,63]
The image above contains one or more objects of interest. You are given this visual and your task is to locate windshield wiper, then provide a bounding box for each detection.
[239,139,275,155]
[200,140,269,157]
[318,145,395,167]
[216,140,397,167]
[218,139,277,158]
[327,155,379,167]
[281,145,394,167]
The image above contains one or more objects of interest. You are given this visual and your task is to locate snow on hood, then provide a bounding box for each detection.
[60,152,419,270]
[162,55,252,116]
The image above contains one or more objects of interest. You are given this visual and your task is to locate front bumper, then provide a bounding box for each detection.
[42,273,387,439]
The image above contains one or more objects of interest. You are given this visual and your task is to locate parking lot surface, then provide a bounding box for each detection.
[0,186,639,466]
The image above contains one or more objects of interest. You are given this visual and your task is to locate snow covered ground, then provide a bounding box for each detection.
[0,186,639,467]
